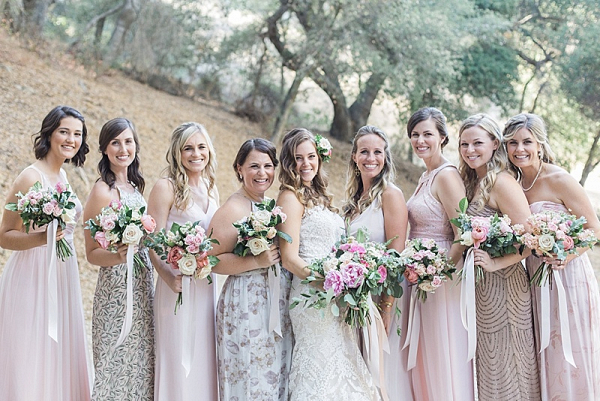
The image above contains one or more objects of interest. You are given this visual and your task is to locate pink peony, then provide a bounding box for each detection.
[55,182,66,194]
[323,270,344,296]
[404,268,419,284]
[140,215,156,233]
[167,246,185,269]
[94,231,109,249]
[196,252,209,268]
[340,262,367,288]
[471,225,488,249]
[562,235,574,251]
[377,265,387,284]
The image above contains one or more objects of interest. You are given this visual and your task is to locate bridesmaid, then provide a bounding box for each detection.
[83,118,154,400]
[404,107,474,401]
[207,138,293,400]
[458,113,540,400]
[342,125,411,398]
[504,113,600,400]
[0,106,91,400]
[148,122,219,400]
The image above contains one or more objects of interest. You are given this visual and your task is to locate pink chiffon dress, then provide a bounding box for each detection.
[154,187,218,401]
[349,197,414,400]
[527,201,600,400]
[0,165,92,400]
[406,163,474,401]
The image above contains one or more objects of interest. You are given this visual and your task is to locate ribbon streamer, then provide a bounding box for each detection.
[460,248,477,362]
[47,219,59,343]
[115,244,135,348]
[361,296,390,401]
[181,275,196,376]
[268,264,282,337]
[539,269,576,367]
[402,289,421,370]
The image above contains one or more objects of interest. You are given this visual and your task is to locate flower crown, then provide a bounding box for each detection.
[314,134,333,163]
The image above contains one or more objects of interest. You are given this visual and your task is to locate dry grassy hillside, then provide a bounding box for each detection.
[0,31,423,334]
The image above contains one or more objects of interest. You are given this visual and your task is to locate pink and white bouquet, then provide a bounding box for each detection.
[291,229,404,328]
[401,238,455,302]
[148,221,219,313]
[450,198,522,281]
[5,181,77,260]
[315,134,333,163]
[232,198,292,261]
[85,200,156,274]
[517,210,598,286]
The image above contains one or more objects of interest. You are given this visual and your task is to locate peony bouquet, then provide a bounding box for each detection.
[450,198,522,281]
[85,200,156,275]
[401,238,455,302]
[517,210,598,286]
[291,229,404,328]
[232,198,292,263]
[5,181,77,260]
[148,221,219,313]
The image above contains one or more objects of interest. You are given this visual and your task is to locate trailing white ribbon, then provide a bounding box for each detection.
[460,248,477,362]
[47,219,59,343]
[181,275,196,376]
[115,244,134,348]
[402,289,420,370]
[268,264,282,337]
[362,296,390,401]
[539,269,576,367]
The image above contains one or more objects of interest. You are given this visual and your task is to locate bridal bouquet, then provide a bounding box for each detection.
[85,200,156,274]
[401,238,456,302]
[5,181,77,260]
[450,198,522,281]
[517,210,597,286]
[232,198,292,263]
[291,229,404,328]
[148,221,219,313]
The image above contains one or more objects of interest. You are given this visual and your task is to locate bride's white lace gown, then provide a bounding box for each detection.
[288,206,381,401]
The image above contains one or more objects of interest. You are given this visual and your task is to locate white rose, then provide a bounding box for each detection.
[195,266,212,280]
[178,254,197,275]
[266,227,277,239]
[62,207,77,225]
[461,231,474,246]
[131,209,141,221]
[538,234,555,252]
[248,237,270,255]
[418,281,436,293]
[338,252,354,264]
[252,210,272,225]
[323,258,338,273]
[105,230,120,243]
[319,138,332,150]
[122,223,143,245]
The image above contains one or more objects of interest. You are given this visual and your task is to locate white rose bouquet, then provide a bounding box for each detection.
[516,210,598,286]
[5,181,77,260]
[85,199,157,275]
[148,221,219,313]
[232,199,292,269]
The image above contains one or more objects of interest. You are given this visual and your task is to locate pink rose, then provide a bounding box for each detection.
[109,199,122,210]
[167,246,185,269]
[323,270,344,296]
[140,214,156,233]
[471,225,488,249]
[55,182,66,194]
[196,252,209,268]
[186,244,200,254]
[100,215,116,231]
[95,231,110,249]
[404,268,419,284]
[377,265,387,284]
[562,235,574,251]
[42,202,55,215]
[431,275,443,288]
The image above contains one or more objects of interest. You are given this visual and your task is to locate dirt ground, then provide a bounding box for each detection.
[0,30,598,346]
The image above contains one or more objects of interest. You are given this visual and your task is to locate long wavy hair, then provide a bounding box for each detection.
[406,107,450,149]
[503,113,556,178]
[97,118,145,193]
[278,128,336,211]
[165,122,217,211]
[33,105,89,166]
[458,114,511,211]
[342,125,395,218]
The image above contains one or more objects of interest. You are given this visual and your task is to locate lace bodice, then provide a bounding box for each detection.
[406,163,455,241]
[348,199,385,243]
[117,185,146,210]
[298,206,344,263]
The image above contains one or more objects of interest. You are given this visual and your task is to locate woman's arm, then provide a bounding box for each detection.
[0,168,55,251]
[208,194,280,275]
[277,190,312,279]
[83,180,129,267]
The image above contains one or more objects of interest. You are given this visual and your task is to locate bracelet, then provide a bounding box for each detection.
[380,301,393,308]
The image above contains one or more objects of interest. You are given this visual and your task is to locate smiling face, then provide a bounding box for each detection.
[237,149,275,197]
[505,127,541,170]
[105,128,136,171]
[294,140,319,186]
[181,131,210,175]
[49,117,83,161]
[352,134,386,181]
[459,126,498,177]
[409,118,444,162]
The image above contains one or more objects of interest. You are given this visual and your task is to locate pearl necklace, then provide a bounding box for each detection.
[522,162,543,192]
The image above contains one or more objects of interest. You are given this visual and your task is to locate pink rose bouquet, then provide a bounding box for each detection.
[517,210,598,286]
[291,229,405,328]
[5,181,77,260]
[148,221,219,313]
[400,238,455,302]
[85,200,156,275]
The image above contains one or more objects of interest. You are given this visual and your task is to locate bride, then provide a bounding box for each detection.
[277,128,380,400]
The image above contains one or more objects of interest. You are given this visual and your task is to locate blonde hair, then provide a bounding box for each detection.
[165,122,217,211]
[458,114,512,211]
[278,128,336,211]
[503,113,556,177]
[343,125,395,218]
